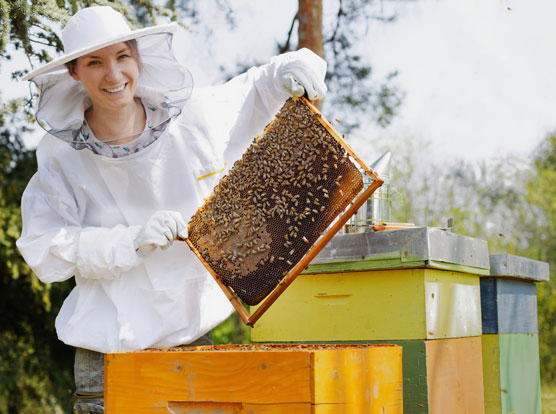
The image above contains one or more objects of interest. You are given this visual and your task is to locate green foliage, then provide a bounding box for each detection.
[213,313,251,345]
[543,381,556,414]
[0,105,75,414]
[522,133,556,384]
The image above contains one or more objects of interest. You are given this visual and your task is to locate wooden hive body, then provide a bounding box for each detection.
[105,344,403,413]
[482,333,541,414]
[251,267,485,414]
[480,278,538,334]
[480,254,548,414]
[251,228,489,413]
[251,267,482,342]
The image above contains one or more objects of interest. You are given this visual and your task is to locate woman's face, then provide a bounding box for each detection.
[69,42,140,113]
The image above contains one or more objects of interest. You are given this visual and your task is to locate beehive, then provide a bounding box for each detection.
[481,254,548,414]
[481,254,548,335]
[251,228,490,414]
[251,267,482,342]
[482,333,541,414]
[187,97,381,323]
[251,228,487,342]
[104,344,403,413]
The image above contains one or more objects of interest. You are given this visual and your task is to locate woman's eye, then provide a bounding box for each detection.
[118,54,130,60]
[87,61,100,66]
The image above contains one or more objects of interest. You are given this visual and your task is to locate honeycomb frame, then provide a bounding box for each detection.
[186,97,383,326]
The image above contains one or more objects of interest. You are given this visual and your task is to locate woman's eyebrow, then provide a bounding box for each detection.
[84,48,130,59]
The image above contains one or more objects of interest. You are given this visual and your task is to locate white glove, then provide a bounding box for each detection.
[134,210,188,257]
[277,48,327,101]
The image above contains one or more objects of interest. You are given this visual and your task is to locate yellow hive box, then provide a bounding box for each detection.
[105,344,403,414]
[251,267,482,342]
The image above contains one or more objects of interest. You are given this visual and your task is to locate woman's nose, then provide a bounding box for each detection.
[104,60,123,81]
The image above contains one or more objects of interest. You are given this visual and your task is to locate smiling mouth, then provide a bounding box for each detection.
[104,83,127,93]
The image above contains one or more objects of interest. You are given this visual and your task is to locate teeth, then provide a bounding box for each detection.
[105,84,125,93]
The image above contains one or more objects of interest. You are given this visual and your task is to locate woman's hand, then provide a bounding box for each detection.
[277,48,327,101]
[134,210,188,257]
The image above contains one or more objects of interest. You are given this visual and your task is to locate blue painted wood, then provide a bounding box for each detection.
[496,279,538,334]
[480,278,499,334]
[480,278,539,334]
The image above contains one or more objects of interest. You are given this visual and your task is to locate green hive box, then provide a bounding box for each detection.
[251,227,490,414]
[482,333,541,414]
[481,254,549,414]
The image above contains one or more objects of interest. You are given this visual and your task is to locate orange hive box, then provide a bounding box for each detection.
[105,343,403,414]
[187,97,382,326]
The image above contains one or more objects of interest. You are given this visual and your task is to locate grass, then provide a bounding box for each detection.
[543,382,556,414]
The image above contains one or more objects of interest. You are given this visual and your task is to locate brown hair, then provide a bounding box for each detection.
[65,39,141,74]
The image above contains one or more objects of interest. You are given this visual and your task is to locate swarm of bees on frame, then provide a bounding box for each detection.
[188,98,363,305]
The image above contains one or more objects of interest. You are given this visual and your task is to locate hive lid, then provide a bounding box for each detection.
[489,253,549,282]
[304,226,490,275]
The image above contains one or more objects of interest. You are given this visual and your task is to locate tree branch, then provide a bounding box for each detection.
[278,11,298,54]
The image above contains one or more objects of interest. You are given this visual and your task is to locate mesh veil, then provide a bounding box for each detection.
[30,32,193,147]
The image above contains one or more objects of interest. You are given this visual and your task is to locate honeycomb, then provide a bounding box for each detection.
[187,97,363,305]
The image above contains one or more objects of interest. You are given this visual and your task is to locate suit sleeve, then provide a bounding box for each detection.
[16,169,143,284]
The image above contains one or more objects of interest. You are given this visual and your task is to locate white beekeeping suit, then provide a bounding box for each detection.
[17,6,327,354]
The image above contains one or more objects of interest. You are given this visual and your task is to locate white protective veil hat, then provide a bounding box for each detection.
[25,6,193,146]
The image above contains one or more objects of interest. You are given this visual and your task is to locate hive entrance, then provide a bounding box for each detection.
[187,97,382,324]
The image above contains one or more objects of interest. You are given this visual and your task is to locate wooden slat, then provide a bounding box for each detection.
[105,350,312,413]
[167,402,313,413]
[481,335,502,414]
[312,346,403,413]
[496,279,538,334]
[498,333,542,414]
[426,336,485,414]
[251,269,428,342]
[480,278,499,334]
[424,269,482,339]
[480,278,539,335]
[482,333,542,414]
[367,340,429,414]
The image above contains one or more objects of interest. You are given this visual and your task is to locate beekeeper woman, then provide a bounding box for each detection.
[16,5,326,412]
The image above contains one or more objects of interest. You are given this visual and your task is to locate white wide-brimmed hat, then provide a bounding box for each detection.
[26,6,193,147]
[23,6,178,81]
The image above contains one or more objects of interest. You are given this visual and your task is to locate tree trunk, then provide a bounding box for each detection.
[297,0,323,58]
